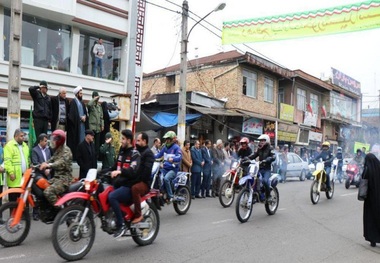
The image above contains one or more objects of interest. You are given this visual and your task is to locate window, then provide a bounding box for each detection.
[278,88,284,104]
[3,9,71,72]
[242,69,257,98]
[310,93,319,115]
[352,100,357,121]
[264,77,274,103]
[297,88,306,111]
[78,32,122,80]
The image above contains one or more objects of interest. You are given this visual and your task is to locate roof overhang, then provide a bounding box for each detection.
[187,105,243,117]
[236,109,277,122]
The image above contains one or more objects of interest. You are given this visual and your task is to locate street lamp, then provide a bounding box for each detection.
[177,1,226,145]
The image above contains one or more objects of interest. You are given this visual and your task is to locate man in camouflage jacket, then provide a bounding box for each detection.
[40,130,73,206]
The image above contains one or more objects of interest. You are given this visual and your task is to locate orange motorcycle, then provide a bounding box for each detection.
[0,166,83,247]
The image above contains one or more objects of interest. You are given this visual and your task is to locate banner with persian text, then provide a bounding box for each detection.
[222,1,380,44]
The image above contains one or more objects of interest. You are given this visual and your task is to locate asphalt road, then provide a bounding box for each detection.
[1,179,379,263]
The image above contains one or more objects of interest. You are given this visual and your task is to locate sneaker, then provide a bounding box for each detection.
[113,224,126,238]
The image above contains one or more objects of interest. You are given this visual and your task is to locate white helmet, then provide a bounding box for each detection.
[258,134,270,143]
[258,134,270,149]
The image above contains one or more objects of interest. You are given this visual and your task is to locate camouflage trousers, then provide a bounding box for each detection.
[44,179,68,206]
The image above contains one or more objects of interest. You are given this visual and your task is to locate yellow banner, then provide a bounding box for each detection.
[279,103,294,122]
[222,1,380,44]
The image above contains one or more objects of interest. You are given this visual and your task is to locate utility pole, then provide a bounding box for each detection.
[177,0,189,146]
[7,0,22,141]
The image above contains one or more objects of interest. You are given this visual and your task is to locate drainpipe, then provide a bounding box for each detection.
[290,77,295,105]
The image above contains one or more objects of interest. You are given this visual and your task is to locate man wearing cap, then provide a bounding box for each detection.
[77,129,97,179]
[67,86,88,160]
[99,132,115,170]
[29,80,52,137]
[87,91,104,159]
[51,87,70,132]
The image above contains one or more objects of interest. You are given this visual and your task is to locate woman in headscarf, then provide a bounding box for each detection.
[362,153,380,247]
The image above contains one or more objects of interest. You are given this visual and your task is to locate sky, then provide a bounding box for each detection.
[142,0,380,109]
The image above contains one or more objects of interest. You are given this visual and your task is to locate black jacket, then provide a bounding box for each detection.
[248,144,276,171]
[112,146,140,188]
[77,140,98,179]
[134,145,155,187]
[51,95,70,131]
[29,86,52,120]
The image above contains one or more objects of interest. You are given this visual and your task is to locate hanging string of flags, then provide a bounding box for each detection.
[222,0,380,44]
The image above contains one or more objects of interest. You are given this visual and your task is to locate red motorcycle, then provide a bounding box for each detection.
[345,160,361,189]
[51,169,160,261]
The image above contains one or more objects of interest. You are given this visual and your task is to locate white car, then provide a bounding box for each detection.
[285,152,310,181]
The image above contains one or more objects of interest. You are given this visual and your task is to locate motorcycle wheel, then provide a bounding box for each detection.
[235,188,253,223]
[310,181,320,205]
[173,186,191,215]
[265,187,279,215]
[0,201,31,247]
[132,202,160,246]
[52,204,95,261]
[345,179,350,189]
[219,180,235,208]
[326,181,334,199]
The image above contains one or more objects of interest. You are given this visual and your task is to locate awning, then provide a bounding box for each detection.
[136,111,163,131]
[187,105,243,116]
[152,112,202,128]
[237,109,277,122]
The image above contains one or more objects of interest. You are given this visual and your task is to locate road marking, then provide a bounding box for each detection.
[0,254,26,261]
[212,219,234,224]
[340,192,357,197]
[278,208,286,211]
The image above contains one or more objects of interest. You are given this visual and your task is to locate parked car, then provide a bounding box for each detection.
[285,152,310,181]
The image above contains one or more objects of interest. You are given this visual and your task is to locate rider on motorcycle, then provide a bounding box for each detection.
[237,137,252,159]
[335,147,343,181]
[354,149,365,175]
[154,131,182,203]
[313,141,334,190]
[39,130,73,208]
[245,134,276,201]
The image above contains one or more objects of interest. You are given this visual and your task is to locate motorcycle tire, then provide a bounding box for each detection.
[0,201,31,247]
[310,181,320,205]
[219,180,235,208]
[345,179,350,189]
[235,188,253,223]
[52,204,96,261]
[173,186,191,215]
[265,187,279,215]
[326,181,334,199]
[132,202,160,246]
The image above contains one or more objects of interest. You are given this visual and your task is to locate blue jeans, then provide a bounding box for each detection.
[163,170,176,199]
[259,169,272,196]
[93,57,103,77]
[325,166,331,188]
[108,186,132,227]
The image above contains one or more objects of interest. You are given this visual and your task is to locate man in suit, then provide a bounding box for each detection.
[201,140,213,197]
[190,140,204,198]
[77,130,97,179]
[50,87,70,132]
[31,133,52,220]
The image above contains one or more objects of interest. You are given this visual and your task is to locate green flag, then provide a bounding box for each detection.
[28,106,36,153]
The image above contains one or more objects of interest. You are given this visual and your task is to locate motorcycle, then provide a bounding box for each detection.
[235,160,279,223]
[345,160,361,189]
[0,166,84,247]
[218,160,243,208]
[51,169,160,261]
[150,161,191,215]
[310,160,334,204]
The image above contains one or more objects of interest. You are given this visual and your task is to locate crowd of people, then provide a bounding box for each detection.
[0,80,380,246]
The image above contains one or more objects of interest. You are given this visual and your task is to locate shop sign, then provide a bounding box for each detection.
[242,117,263,135]
[279,103,294,122]
[303,112,317,127]
[309,131,322,142]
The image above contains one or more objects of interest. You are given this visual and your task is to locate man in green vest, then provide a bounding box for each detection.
[87,91,104,159]
[4,129,30,202]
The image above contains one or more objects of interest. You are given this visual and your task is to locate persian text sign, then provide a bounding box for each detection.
[331,67,361,95]
[279,103,294,122]
[222,1,380,44]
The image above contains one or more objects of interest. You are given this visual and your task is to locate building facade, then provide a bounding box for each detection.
[0,0,135,135]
